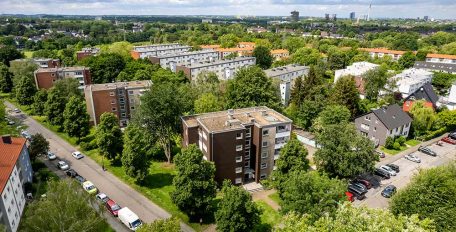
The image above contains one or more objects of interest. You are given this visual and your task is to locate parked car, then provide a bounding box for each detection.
[75,175,86,184]
[404,153,421,163]
[441,137,456,145]
[72,151,84,159]
[96,193,110,203]
[347,185,367,200]
[7,120,15,125]
[82,181,98,195]
[381,185,397,198]
[345,191,354,202]
[56,161,70,170]
[47,152,57,160]
[375,150,386,158]
[386,164,400,173]
[448,132,456,140]
[66,169,78,178]
[118,207,142,230]
[13,108,21,113]
[106,199,122,217]
[374,168,391,179]
[351,182,368,193]
[352,178,372,189]
[20,130,32,140]
[380,165,397,176]
[418,146,437,157]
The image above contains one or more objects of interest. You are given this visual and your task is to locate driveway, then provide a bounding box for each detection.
[5,101,193,232]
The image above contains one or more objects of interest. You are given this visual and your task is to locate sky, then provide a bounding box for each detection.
[1,0,455,19]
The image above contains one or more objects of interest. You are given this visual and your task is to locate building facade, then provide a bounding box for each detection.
[270,49,290,61]
[148,50,219,72]
[264,64,309,105]
[76,47,100,61]
[34,67,91,90]
[359,48,406,61]
[130,44,191,59]
[215,47,254,59]
[355,104,412,146]
[181,107,292,184]
[84,80,152,127]
[0,136,33,232]
[425,53,456,64]
[11,58,60,68]
[392,68,433,98]
[290,11,299,21]
[176,57,256,81]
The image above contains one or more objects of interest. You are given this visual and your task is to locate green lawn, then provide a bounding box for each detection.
[254,200,281,231]
[380,139,422,155]
[405,139,421,147]
[24,51,33,58]
[268,192,281,205]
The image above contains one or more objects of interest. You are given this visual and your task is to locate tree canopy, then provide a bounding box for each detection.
[63,96,90,140]
[96,112,123,161]
[253,45,273,69]
[29,133,49,161]
[122,123,152,183]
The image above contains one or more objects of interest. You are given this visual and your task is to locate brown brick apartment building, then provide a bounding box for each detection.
[34,67,91,90]
[181,107,292,185]
[84,80,152,127]
[11,58,60,68]
[76,47,100,61]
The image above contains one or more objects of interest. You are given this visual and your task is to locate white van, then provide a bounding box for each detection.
[118,207,142,231]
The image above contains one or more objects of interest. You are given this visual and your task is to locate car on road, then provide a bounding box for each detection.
[418,146,437,157]
[7,119,15,125]
[404,153,421,163]
[347,185,367,200]
[66,169,78,178]
[386,164,400,173]
[449,132,456,140]
[352,178,372,189]
[20,130,32,140]
[381,185,397,198]
[56,161,70,170]
[380,165,397,176]
[75,175,86,184]
[441,137,456,145]
[118,207,142,230]
[82,181,98,195]
[71,151,84,159]
[13,108,21,113]
[375,150,386,158]
[374,168,391,179]
[106,199,122,217]
[47,152,57,160]
[96,193,110,203]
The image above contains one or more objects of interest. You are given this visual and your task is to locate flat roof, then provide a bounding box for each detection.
[35,66,89,73]
[264,64,309,78]
[88,80,152,91]
[359,48,406,55]
[12,58,58,62]
[182,106,292,132]
[179,57,255,69]
[149,50,218,59]
[0,137,26,193]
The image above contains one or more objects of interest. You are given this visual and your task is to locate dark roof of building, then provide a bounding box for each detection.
[404,83,439,106]
[371,104,413,130]
[0,137,26,193]
[414,61,456,73]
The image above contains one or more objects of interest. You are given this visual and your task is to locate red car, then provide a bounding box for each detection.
[105,199,121,217]
[441,137,456,145]
[345,191,354,202]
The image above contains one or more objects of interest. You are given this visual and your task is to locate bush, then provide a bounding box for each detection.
[385,137,394,149]
[393,142,401,150]
[79,140,97,151]
[421,127,447,141]
[396,136,406,146]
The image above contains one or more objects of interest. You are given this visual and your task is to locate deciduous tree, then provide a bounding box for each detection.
[63,96,90,140]
[44,87,67,127]
[330,76,361,117]
[409,100,436,137]
[253,45,273,69]
[122,123,152,183]
[137,217,180,232]
[398,51,416,69]
[364,67,389,101]
[194,93,222,113]
[312,105,351,133]
[96,112,123,161]
[15,75,36,105]
[80,53,125,84]
[0,63,13,92]
[29,133,49,161]
[32,89,48,116]
[0,46,22,66]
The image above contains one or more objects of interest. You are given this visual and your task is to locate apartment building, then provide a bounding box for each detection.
[359,48,406,61]
[264,64,309,105]
[355,104,413,146]
[216,47,254,59]
[84,80,152,127]
[391,68,433,98]
[270,49,290,61]
[0,136,33,232]
[414,61,456,74]
[10,58,60,68]
[130,43,191,59]
[247,27,268,33]
[425,53,456,64]
[34,66,91,90]
[76,47,100,61]
[181,107,292,184]
[238,42,256,49]
[334,62,379,83]
[148,50,219,72]
[176,57,256,81]
[200,45,221,51]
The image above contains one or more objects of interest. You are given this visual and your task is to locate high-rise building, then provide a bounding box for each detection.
[325,13,330,20]
[290,11,299,22]
[264,64,309,105]
[424,16,429,21]
[350,12,356,20]
[34,67,91,90]
[332,14,337,21]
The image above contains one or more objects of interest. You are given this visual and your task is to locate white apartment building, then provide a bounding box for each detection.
[264,64,309,105]
[130,43,192,59]
[392,68,434,98]
[359,48,406,61]
[148,50,219,72]
[176,57,256,81]
[426,53,456,64]
[438,82,456,110]
[334,62,379,83]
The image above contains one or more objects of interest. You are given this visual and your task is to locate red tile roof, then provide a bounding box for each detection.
[402,101,434,112]
[426,53,456,60]
[0,137,26,193]
[359,48,406,55]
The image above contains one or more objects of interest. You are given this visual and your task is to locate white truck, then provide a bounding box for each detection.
[118,207,142,231]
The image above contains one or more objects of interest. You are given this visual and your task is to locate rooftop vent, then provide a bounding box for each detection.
[2,135,12,144]
[261,110,268,116]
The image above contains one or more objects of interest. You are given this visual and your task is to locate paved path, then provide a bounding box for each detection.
[251,189,280,211]
[5,101,193,232]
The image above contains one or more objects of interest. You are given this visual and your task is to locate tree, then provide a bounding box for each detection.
[194,93,222,113]
[314,123,377,178]
[291,47,321,66]
[0,46,22,66]
[226,66,279,109]
[122,123,152,183]
[80,53,125,84]
[0,101,5,120]
[0,63,13,92]
[215,181,260,232]
[409,100,436,137]
[280,171,346,221]
[390,162,456,231]
[32,89,47,116]
[277,202,434,231]
[290,65,323,106]
[442,42,456,55]
[137,217,180,232]
[312,105,351,133]
[282,37,306,53]
[219,34,239,48]
[29,133,49,161]
[139,83,192,163]
[330,76,361,117]
[63,96,90,140]
[327,49,348,70]
[253,45,273,69]
[364,67,388,101]
[435,109,456,132]
[432,72,456,95]
[44,87,67,127]
[370,38,389,48]
[21,180,109,232]
[391,33,419,51]
[398,51,416,69]
[96,113,123,161]
[15,75,36,105]
[171,144,216,220]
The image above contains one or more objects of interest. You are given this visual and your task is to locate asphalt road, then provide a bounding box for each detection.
[354,140,456,209]
[5,101,193,232]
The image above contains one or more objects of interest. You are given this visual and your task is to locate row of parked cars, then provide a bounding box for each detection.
[49,150,142,231]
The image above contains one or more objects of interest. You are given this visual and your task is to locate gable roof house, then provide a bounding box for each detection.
[355,104,413,146]
[402,83,439,112]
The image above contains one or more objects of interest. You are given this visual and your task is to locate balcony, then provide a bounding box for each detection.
[275,130,291,138]
[274,154,279,161]
[274,142,287,150]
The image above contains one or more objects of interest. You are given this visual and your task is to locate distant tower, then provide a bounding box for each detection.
[350,12,356,20]
[325,13,330,20]
[424,16,429,21]
[332,14,337,21]
[367,0,372,21]
[290,11,299,22]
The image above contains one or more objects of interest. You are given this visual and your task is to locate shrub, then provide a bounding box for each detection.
[385,137,394,149]
[396,136,406,146]
[393,142,401,150]
[79,140,97,151]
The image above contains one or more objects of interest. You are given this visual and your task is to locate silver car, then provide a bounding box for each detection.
[380,165,397,176]
[404,153,421,163]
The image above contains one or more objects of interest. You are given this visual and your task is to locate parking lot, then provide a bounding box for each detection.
[354,140,456,209]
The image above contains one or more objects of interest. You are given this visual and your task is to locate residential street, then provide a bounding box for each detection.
[5,101,193,232]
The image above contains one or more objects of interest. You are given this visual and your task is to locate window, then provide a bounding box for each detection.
[261,151,269,158]
[245,127,251,137]
[109,91,115,96]
[262,141,268,147]
[236,156,243,163]
[111,99,116,104]
[235,167,242,173]
[245,151,250,160]
[261,163,267,169]
[365,116,371,121]
[262,129,269,136]
[244,161,250,168]
[111,107,117,112]
[121,113,126,117]
[51,73,55,77]
[374,127,377,132]
[128,90,134,95]
[260,174,267,180]
[245,139,251,147]
[236,145,243,151]
[236,133,243,140]
[235,178,242,184]
[360,124,370,131]
[130,106,135,110]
